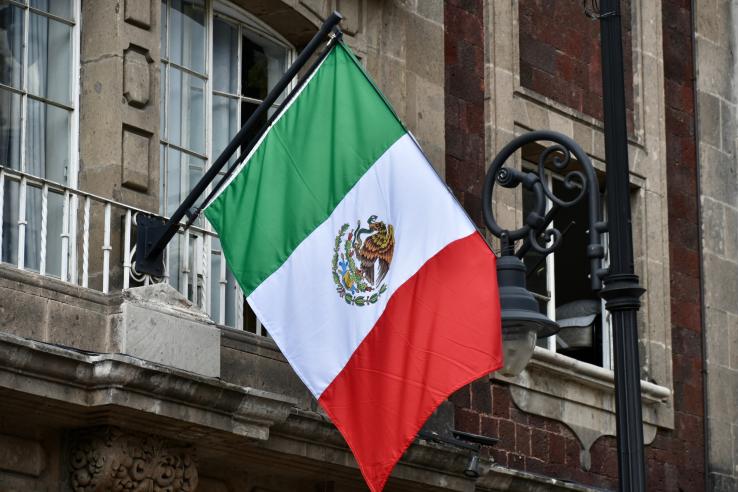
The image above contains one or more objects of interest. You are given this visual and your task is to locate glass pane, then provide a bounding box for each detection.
[0,4,24,89]
[168,0,206,74]
[2,177,19,265]
[167,232,181,291]
[45,189,63,276]
[213,17,238,94]
[30,0,73,21]
[25,98,70,182]
[28,13,72,105]
[160,64,166,138]
[160,0,167,59]
[0,88,22,170]
[242,31,287,102]
[209,252,221,323]
[24,184,41,272]
[166,146,181,216]
[159,144,166,214]
[241,101,266,135]
[225,267,236,327]
[212,94,238,158]
[167,67,205,154]
[186,152,205,214]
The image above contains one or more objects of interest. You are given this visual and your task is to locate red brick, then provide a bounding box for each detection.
[549,433,566,464]
[455,408,481,433]
[497,419,515,452]
[491,384,512,419]
[530,428,549,461]
[515,424,531,455]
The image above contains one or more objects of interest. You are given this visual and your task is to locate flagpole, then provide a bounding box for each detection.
[136,11,344,276]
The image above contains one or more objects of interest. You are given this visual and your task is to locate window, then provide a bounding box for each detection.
[522,165,612,369]
[159,0,293,328]
[0,0,78,276]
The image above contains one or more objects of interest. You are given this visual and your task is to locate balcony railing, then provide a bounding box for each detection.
[0,166,262,333]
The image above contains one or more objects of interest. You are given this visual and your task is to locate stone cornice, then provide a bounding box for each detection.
[0,331,296,442]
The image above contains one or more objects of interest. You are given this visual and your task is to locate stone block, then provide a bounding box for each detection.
[125,0,151,29]
[720,100,737,155]
[123,46,151,108]
[698,91,721,149]
[122,126,151,191]
[416,0,442,23]
[405,13,444,86]
[700,144,738,208]
[701,196,725,256]
[0,287,47,340]
[46,299,109,352]
[299,0,329,18]
[119,284,220,377]
[705,306,730,367]
[0,434,45,476]
[725,205,738,261]
[337,0,361,35]
[703,254,738,313]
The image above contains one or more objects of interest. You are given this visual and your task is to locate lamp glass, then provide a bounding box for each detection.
[499,326,537,377]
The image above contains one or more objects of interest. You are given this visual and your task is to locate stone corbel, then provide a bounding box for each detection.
[495,347,673,470]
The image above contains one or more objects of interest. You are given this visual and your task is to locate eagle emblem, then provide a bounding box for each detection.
[331,215,395,306]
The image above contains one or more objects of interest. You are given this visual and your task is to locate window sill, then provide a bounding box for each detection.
[492,346,674,470]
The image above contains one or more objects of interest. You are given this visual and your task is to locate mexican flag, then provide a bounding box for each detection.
[205,42,502,491]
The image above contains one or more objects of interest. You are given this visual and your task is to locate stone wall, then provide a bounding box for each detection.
[694,1,738,490]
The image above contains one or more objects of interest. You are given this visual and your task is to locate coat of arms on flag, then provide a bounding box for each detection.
[204,41,502,492]
[332,215,394,306]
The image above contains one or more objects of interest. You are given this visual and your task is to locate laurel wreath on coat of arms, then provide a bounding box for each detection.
[331,215,395,306]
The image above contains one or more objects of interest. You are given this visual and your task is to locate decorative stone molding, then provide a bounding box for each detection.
[125,0,152,29]
[70,427,197,491]
[123,46,152,108]
[121,125,152,191]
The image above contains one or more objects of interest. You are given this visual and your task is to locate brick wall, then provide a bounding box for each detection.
[444,0,486,226]
[519,0,634,133]
[445,1,705,490]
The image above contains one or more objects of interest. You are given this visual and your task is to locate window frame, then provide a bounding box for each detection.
[159,0,295,330]
[0,0,81,188]
[521,163,614,371]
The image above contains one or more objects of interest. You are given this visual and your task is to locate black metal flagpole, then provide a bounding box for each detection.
[596,1,647,490]
[136,11,344,276]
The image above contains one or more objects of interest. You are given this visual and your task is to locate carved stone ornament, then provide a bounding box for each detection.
[69,427,198,492]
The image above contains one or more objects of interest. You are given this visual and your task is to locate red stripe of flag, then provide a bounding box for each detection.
[318,232,503,491]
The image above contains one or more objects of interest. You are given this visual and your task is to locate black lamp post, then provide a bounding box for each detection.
[482,1,646,490]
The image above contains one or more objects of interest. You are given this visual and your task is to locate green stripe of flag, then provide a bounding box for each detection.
[205,43,406,297]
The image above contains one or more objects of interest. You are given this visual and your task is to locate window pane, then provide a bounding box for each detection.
[28,12,72,105]
[2,177,19,265]
[187,152,204,210]
[25,98,70,182]
[212,94,238,158]
[160,0,167,59]
[160,64,166,138]
[0,88,22,170]
[45,189,63,276]
[242,31,287,102]
[168,0,206,74]
[159,144,166,214]
[30,0,73,21]
[167,67,205,154]
[241,101,266,132]
[166,147,181,216]
[0,4,24,90]
[213,17,238,94]
[24,184,41,272]
[210,252,221,323]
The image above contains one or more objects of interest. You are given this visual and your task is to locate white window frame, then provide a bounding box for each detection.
[159,0,295,330]
[0,0,81,281]
[522,165,614,371]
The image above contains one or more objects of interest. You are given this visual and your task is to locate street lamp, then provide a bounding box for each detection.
[482,130,607,377]
[483,1,647,490]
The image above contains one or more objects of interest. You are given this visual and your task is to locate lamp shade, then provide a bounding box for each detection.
[496,255,559,376]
